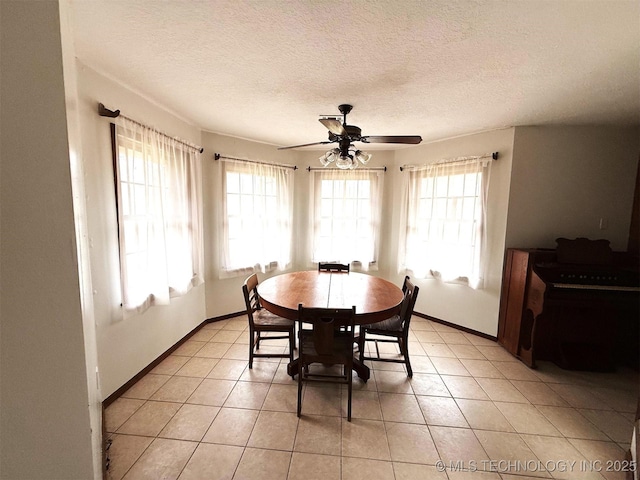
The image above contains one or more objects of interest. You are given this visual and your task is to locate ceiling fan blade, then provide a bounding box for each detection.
[278,141,334,150]
[360,135,422,144]
[319,118,346,136]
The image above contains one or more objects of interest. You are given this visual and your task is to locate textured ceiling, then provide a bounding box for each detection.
[69,0,640,150]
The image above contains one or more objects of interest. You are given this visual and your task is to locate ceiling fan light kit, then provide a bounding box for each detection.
[319,148,340,167]
[279,104,422,169]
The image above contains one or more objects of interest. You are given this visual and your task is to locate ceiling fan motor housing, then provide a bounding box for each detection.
[344,125,361,138]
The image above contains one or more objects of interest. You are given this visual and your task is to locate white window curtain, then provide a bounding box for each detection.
[113,119,204,312]
[309,169,383,269]
[219,159,294,277]
[398,158,491,288]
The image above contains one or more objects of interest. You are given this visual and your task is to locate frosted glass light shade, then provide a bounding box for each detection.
[336,155,353,169]
[355,150,372,165]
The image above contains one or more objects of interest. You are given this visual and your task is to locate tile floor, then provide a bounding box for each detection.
[105,315,638,480]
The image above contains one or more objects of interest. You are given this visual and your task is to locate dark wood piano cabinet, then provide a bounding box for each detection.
[498,247,639,371]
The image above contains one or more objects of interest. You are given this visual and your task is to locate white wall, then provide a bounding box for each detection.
[76,64,206,398]
[394,129,516,336]
[59,0,103,475]
[0,1,95,478]
[507,126,639,250]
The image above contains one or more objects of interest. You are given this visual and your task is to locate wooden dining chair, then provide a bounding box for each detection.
[357,276,419,377]
[318,262,351,332]
[296,304,357,421]
[242,273,295,370]
[318,262,350,273]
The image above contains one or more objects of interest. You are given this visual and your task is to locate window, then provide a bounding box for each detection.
[399,158,491,288]
[219,159,293,276]
[309,169,383,268]
[112,120,203,311]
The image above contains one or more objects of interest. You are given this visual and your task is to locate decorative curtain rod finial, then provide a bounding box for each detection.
[98,102,120,118]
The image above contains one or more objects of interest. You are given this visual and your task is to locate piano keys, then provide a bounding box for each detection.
[498,243,639,371]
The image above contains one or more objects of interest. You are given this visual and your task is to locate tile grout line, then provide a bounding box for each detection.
[104,315,636,480]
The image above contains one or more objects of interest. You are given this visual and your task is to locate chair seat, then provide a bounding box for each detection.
[363,314,402,332]
[253,309,294,328]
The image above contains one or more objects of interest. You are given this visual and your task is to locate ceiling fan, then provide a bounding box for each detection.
[278,104,422,169]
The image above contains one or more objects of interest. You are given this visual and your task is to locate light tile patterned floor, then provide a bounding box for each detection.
[105,315,638,480]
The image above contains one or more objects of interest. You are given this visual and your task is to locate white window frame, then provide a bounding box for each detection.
[399,158,491,288]
[309,169,384,270]
[218,159,294,277]
[112,121,203,312]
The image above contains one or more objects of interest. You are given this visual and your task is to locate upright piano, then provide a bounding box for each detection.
[498,238,639,371]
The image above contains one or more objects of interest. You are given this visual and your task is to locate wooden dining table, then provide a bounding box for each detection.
[257,270,404,380]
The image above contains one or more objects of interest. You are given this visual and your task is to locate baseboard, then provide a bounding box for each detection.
[102,318,209,408]
[206,311,245,322]
[413,311,497,342]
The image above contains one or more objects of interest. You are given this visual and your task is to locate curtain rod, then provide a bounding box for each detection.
[214,153,298,170]
[98,102,204,154]
[400,152,498,171]
[306,166,387,172]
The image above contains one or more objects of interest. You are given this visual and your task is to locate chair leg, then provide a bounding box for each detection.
[256,331,261,350]
[406,360,413,378]
[297,360,303,418]
[249,327,254,369]
[347,364,353,422]
[292,325,297,351]
[358,330,366,362]
[289,328,295,366]
[401,337,412,378]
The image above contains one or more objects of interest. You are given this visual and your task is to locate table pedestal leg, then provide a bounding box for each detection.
[352,357,371,382]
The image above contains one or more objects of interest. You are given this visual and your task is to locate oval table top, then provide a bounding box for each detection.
[257,270,404,324]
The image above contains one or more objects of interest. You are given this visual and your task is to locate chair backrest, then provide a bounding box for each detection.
[318,262,350,273]
[297,305,356,355]
[242,273,261,326]
[398,276,419,331]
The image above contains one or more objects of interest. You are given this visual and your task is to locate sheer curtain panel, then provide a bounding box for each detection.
[309,169,383,269]
[219,159,294,277]
[398,158,491,288]
[113,119,204,312]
